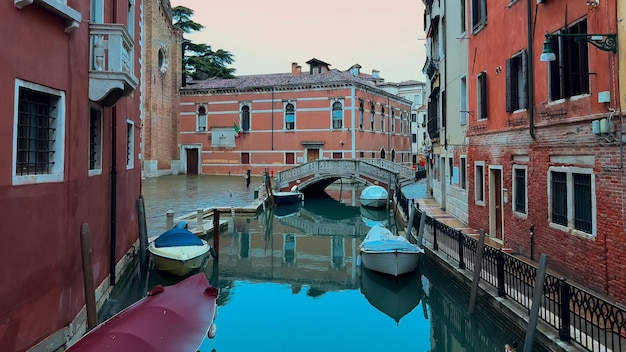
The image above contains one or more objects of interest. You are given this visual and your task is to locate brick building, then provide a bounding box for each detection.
[465,0,625,303]
[142,0,183,177]
[1,0,142,350]
[178,59,413,176]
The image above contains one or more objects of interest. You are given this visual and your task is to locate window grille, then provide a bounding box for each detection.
[514,168,526,213]
[573,173,592,233]
[16,88,57,175]
[551,171,568,226]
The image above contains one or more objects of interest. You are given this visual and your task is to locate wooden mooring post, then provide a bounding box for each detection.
[80,223,97,330]
[166,210,174,230]
[136,195,148,274]
[212,211,220,258]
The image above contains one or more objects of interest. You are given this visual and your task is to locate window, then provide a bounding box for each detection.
[477,72,488,119]
[127,0,135,37]
[359,100,364,129]
[412,134,417,143]
[549,168,595,236]
[412,113,417,123]
[513,166,527,215]
[460,76,468,125]
[241,105,250,132]
[285,152,295,164]
[370,102,376,130]
[332,152,342,159]
[126,120,134,169]
[90,0,104,23]
[391,111,395,133]
[380,106,385,131]
[332,101,343,129]
[196,105,207,132]
[371,152,375,158]
[506,50,528,112]
[460,156,467,190]
[460,0,466,33]
[285,103,295,130]
[548,20,590,101]
[471,0,487,32]
[13,80,66,185]
[475,162,485,203]
[241,152,250,165]
[89,108,102,175]
[359,151,364,158]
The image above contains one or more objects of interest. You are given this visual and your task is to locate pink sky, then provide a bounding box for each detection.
[170,0,427,83]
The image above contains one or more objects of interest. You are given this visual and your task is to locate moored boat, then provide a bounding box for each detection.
[273,191,304,204]
[67,273,219,352]
[359,225,424,276]
[359,185,388,208]
[148,226,211,276]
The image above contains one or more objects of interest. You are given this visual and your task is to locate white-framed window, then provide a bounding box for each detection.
[391,111,395,133]
[370,102,376,130]
[196,104,207,132]
[89,107,103,176]
[548,167,595,237]
[13,79,66,185]
[126,120,134,169]
[90,0,104,23]
[506,50,528,112]
[331,100,343,129]
[241,103,251,132]
[380,105,385,132]
[477,71,488,120]
[460,75,468,125]
[358,100,364,129]
[284,102,295,130]
[512,165,527,216]
[471,0,487,33]
[127,0,135,37]
[474,161,485,204]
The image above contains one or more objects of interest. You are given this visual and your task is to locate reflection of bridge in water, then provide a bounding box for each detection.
[275,159,416,193]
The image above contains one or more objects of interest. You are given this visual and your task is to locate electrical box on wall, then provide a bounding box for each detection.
[598,91,611,103]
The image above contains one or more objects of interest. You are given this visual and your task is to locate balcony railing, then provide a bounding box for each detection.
[89,23,138,106]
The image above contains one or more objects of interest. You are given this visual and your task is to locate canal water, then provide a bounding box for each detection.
[99,175,528,352]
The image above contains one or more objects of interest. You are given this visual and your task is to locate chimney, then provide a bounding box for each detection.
[292,62,301,76]
[372,69,380,79]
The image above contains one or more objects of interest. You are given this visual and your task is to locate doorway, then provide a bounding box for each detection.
[489,167,503,241]
[186,148,199,174]
[307,148,319,162]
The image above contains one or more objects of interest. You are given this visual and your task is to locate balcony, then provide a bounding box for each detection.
[14,0,81,32]
[89,23,138,107]
[423,56,440,80]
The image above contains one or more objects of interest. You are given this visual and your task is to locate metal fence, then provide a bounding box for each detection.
[396,188,626,352]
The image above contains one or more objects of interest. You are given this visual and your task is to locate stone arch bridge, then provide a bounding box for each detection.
[274,159,416,194]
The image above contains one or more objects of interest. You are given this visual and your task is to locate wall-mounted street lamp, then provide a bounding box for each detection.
[540,33,617,62]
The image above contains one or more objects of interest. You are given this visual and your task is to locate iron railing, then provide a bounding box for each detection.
[395,188,626,352]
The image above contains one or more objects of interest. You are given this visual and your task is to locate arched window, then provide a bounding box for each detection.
[380,148,386,160]
[285,103,295,130]
[391,149,396,162]
[196,105,207,132]
[332,101,343,129]
[241,105,250,131]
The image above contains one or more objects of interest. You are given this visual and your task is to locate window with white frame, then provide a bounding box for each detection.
[196,105,207,132]
[370,102,375,130]
[460,75,468,125]
[90,0,104,23]
[126,120,134,169]
[460,156,467,190]
[477,71,488,120]
[13,80,66,185]
[475,162,485,203]
[460,0,466,33]
[332,101,343,129]
[506,50,528,112]
[89,107,102,175]
[358,100,364,129]
[241,104,251,132]
[549,167,595,236]
[127,0,135,37]
[471,0,487,32]
[380,106,385,132]
[285,102,295,130]
[512,165,527,215]
[547,19,590,101]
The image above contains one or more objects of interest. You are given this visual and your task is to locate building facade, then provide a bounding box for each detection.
[1,0,142,350]
[466,0,625,304]
[178,59,413,177]
[142,0,183,178]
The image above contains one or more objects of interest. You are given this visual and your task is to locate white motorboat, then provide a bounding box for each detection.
[148,225,211,276]
[359,225,424,276]
[359,185,388,208]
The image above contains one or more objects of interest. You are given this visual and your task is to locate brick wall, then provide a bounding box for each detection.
[468,121,626,304]
[142,0,183,177]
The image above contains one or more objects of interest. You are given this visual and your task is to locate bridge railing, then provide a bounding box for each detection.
[275,159,401,190]
[360,158,415,181]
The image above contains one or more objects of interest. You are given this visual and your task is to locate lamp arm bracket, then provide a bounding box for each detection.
[545,33,617,53]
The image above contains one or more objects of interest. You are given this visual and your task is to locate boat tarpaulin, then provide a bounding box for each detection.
[154,228,204,248]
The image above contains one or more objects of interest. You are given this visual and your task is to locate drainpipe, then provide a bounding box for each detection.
[110,107,118,286]
[351,86,356,157]
[271,87,274,150]
[527,0,536,139]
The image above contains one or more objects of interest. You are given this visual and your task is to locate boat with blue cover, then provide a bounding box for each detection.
[148,223,211,276]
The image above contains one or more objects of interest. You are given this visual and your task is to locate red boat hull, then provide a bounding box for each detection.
[67,273,218,352]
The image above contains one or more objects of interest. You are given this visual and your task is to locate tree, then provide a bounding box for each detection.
[172,6,236,80]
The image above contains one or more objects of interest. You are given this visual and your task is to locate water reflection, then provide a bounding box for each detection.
[96,177,534,352]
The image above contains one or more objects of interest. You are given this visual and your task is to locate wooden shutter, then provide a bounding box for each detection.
[521,50,528,109]
[505,58,513,112]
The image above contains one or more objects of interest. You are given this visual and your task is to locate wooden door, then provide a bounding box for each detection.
[186,149,198,174]
[307,149,319,162]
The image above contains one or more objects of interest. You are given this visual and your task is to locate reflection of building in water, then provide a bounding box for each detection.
[283,234,296,265]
